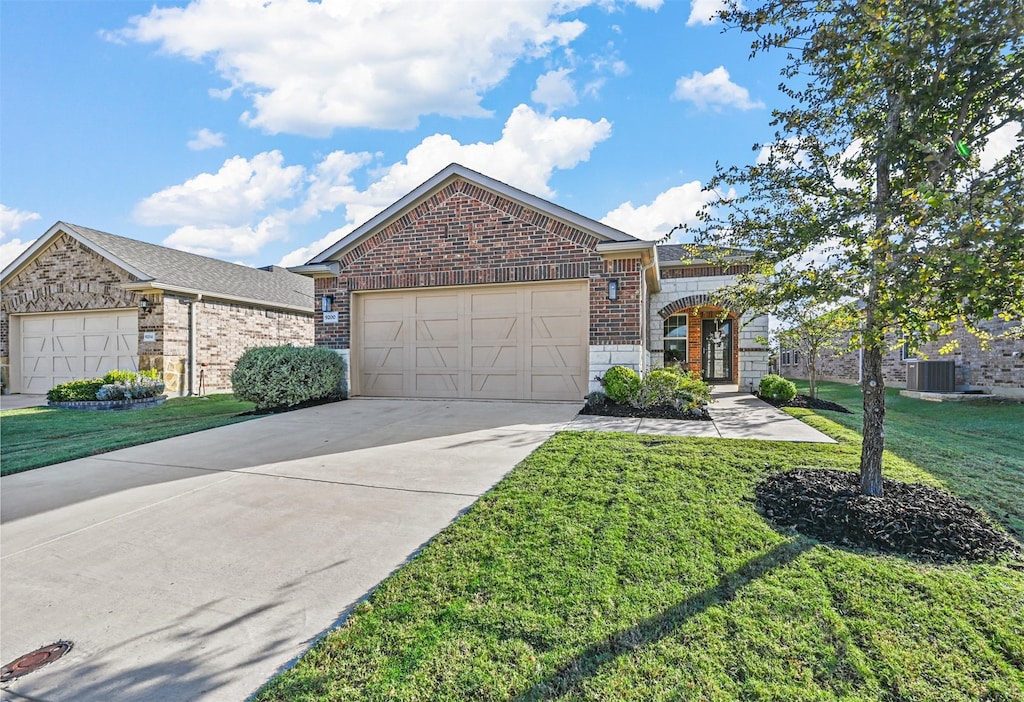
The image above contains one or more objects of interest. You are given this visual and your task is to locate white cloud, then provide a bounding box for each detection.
[134,151,304,227]
[531,68,578,113]
[0,205,41,268]
[686,0,737,27]
[114,0,592,135]
[0,204,41,238]
[131,105,611,264]
[977,121,1022,171]
[163,219,288,259]
[187,128,225,151]
[672,66,764,111]
[600,181,714,240]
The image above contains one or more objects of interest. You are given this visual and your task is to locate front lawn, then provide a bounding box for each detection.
[255,423,1023,700]
[0,394,256,475]
[787,380,1024,541]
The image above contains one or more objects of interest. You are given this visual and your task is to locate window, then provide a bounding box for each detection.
[663,314,688,365]
[781,350,792,366]
[900,340,916,361]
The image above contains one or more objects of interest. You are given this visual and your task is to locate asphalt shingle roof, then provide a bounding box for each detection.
[62,223,313,311]
[657,244,754,265]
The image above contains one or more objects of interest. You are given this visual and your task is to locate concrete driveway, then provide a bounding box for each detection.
[1,399,577,702]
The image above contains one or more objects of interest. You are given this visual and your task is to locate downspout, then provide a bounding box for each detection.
[188,294,202,396]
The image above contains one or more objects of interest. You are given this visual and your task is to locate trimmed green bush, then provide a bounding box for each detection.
[661,366,713,407]
[637,369,684,408]
[48,369,166,402]
[759,374,797,402]
[231,345,346,411]
[600,366,641,405]
[47,379,107,402]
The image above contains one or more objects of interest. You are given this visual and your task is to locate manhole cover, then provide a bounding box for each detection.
[1,641,73,683]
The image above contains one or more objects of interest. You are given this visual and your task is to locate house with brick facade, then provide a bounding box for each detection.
[780,318,1024,399]
[293,163,769,401]
[1,222,313,396]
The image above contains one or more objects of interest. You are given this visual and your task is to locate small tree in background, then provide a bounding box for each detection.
[692,0,1024,496]
[775,301,859,399]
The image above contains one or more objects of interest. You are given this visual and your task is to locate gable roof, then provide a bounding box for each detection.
[2,222,313,313]
[307,163,640,264]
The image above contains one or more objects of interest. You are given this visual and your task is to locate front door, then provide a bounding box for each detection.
[702,319,733,383]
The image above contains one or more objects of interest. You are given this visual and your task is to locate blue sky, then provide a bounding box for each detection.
[1,0,789,270]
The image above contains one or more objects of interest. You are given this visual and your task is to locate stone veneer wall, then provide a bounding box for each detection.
[649,270,770,389]
[784,319,1024,398]
[315,178,646,396]
[0,232,142,389]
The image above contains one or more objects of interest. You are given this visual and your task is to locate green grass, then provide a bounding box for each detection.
[787,380,1024,541]
[255,422,1024,701]
[0,394,256,475]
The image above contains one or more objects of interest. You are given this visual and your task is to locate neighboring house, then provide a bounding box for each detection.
[780,319,1024,399]
[293,163,769,401]
[1,222,314,395]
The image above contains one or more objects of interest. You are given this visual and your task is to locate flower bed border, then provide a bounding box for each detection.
[48,396,168,411]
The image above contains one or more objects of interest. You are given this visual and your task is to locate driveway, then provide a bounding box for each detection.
[0,399,577,702]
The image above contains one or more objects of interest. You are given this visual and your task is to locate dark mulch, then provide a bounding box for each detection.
[580,398,712,421]
[238,395,344,416]
[756,469,1022,563]
[762,394,853,414]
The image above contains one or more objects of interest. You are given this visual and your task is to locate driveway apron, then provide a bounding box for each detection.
[1,399,577,702]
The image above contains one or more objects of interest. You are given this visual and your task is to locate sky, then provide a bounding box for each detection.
[1,0,791,271]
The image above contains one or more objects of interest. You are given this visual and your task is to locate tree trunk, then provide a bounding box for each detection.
[860,342,886,497]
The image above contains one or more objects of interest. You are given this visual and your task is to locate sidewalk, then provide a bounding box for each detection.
[566,387,836,443]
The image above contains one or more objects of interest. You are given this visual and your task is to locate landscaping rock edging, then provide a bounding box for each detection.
[48,395,168,411]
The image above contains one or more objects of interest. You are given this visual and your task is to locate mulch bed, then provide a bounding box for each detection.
[756,469,1022,564]
[579,399,712,421]
[764,394,853,414]
[237,396,344,416]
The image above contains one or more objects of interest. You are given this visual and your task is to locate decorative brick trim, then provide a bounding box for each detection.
[344,263,590,291]
[660,264,751,279]
[49,395,167,411]
[658,294,714,318]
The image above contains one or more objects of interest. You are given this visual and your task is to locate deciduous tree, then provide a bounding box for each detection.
[695,0,1024,495]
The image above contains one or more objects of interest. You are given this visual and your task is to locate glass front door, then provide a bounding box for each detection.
[702,319,733,382]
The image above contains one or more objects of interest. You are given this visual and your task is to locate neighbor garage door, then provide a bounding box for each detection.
[16,310,138,393]
[354,281,588,401]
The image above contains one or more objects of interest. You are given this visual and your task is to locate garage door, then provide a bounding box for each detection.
[17,310,138,393]
[355,281,588,401]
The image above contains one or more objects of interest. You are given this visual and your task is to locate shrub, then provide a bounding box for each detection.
[48,369,166,403]
[102,369,138,385]
[231,345,346,411]
[600,366,641,405]
[585,390,608,407]
[759,374,797,402]
[47,378,106,402]
[637,369,684,409]
[96,377,166,401]
[661,366,713,407]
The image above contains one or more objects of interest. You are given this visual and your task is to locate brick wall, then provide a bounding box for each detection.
[1,232,142,388]
[146,294,313,394]
[315,178,644,351]
[1,230,313,395]
[650,272,769,389]
[784,318,1024,398]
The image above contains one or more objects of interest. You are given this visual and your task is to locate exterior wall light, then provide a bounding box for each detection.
[321,294,335,312]
[607,280,619,301]
[139,297,150,311]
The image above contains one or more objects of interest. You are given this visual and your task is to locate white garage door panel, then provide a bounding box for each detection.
[18,311,138,393]
[355,282,587,401]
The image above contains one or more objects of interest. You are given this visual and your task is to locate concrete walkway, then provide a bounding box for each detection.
[567,388,836,443]
[1,399,578,702]
[1,390,834,701]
